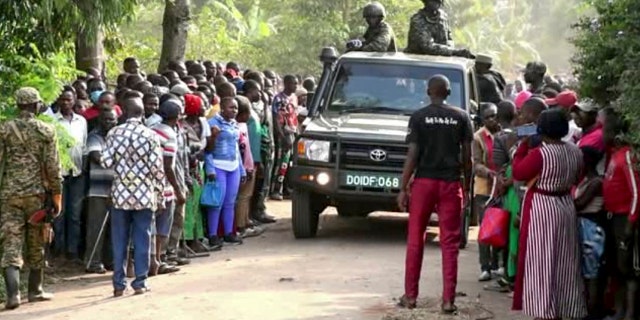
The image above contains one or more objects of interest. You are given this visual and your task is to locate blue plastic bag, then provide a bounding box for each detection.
[579,217,605,279]
[200,180,222,208]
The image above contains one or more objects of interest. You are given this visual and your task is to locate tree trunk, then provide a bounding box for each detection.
[74,0,105,79]
[75,28,105,77]
[158,0,191,73]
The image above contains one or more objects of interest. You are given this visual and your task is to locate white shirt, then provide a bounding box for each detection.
[56,112,88,177]
[562,119,581,144]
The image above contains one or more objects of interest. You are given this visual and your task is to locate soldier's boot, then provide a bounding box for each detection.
[27,269,53,302]
[3,266,21,310]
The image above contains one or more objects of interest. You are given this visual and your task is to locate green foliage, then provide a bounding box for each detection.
[110,0,582,78]
[573,0,640,145]
[0,44,79,172]
[0,45,80,108]
[450,0,540,75]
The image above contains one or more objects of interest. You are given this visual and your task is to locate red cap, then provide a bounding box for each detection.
[555,90,578,109]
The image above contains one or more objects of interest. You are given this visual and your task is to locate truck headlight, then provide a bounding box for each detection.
[297,139,331,162]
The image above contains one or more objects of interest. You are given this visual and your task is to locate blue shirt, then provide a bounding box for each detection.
[205,114,246,176]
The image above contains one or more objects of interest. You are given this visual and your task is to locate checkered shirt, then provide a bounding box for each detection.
[101,117,165,211]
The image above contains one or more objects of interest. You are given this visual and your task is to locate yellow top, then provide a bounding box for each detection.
[205,104,220,119]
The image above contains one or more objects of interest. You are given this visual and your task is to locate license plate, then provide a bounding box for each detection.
[340,172,401,189]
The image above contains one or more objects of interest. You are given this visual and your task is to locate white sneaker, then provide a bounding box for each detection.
[478,271,492,282]
[492,267,505,277]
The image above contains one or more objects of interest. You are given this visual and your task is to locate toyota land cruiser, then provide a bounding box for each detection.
[289,47,478,247]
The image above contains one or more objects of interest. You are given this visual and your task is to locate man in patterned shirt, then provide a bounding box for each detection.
[101,97,165,296]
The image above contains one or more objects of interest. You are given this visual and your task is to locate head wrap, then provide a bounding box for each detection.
[537,108,569,140]
[184,94,203,116]
[514,90,532,110]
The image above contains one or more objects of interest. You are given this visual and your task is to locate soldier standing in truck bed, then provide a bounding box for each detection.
[0,87,63,310]
[405,0,474,59]
[345,2,397,53]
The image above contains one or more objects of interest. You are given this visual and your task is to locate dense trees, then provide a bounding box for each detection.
[572,0,640,145]
[0,0,586,105]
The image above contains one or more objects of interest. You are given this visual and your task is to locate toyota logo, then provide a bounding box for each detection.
[369,149,387,162]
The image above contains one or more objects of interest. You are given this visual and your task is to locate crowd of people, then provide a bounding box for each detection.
[0,25,633,320]
[398,58,637,320]
[1,57,316,308]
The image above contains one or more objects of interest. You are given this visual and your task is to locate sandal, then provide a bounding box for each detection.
[157,263,180,274]
[441,302,458,315]
[396,295,417,309]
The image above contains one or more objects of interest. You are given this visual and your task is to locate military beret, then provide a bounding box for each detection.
[475,54,493,65]
[15,87,42,105]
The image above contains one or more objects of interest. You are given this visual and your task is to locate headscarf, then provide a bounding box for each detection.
[184,93,202,116]
[514,90,532,110]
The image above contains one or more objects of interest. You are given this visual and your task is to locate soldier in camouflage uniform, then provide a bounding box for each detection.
[346,2,397,53]
[405,0,475,58]
[0,87,63,310]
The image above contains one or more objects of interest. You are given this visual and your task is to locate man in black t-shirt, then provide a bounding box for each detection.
[397,75,474,313]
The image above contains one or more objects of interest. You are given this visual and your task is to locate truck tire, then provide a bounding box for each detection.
[292,190,319,239]
[459,209,470,249]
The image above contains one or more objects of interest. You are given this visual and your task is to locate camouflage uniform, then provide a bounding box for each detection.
[361,21,398,52]
[0,91,63,269]
[405,9,456,56]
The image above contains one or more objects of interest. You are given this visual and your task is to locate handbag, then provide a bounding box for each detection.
[200,180,222,208]
[478,206,510,248]
[478,177,509,247]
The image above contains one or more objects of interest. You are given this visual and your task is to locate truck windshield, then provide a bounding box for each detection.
[327,62,465,115]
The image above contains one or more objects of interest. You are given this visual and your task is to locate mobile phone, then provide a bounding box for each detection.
[516,124,538,138]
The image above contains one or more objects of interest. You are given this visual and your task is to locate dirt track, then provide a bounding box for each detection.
[1,201,526,320]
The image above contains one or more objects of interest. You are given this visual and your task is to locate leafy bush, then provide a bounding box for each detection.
[572,0,640,145]
[0,45,79,171]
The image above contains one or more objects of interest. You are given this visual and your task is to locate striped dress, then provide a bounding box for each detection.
[511,141,587,319]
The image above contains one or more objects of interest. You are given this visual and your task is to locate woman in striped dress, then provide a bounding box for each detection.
[511,109,587,319]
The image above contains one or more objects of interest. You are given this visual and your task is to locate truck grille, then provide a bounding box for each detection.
[338,142,407,171]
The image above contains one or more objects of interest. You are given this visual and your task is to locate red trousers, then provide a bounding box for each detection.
[404,178,463,303]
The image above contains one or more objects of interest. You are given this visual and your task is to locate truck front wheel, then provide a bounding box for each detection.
[292,190,322,239]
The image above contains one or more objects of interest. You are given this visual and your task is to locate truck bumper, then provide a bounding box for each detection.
[288,166,398,205]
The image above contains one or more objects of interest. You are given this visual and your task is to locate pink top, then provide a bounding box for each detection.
[238,123,254,172]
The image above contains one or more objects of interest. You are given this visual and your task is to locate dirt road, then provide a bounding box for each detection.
[2,201,525,320]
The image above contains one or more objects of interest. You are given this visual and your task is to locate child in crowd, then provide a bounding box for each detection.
[574,148,605,318]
